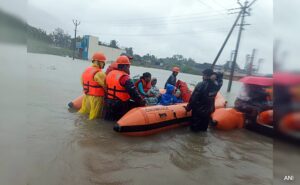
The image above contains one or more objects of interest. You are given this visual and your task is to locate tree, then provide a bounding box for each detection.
[50,28,72,48]
[109,40,119,48]
[125,47,133,56]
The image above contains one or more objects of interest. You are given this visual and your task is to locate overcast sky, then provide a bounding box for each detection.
[2,0,275,73]
[274,0,300,72]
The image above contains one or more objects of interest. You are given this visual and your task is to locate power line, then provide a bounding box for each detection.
[227,0,257,92]
[196,0,213,9]
[212,11,242,68]
[115,14,228,24]
[81,15,235,28]
[107,18,232,27]
[78,27,229,37]
[211,0,229,10]
[82,9,229,24]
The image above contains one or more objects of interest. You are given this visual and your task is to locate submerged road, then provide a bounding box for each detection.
[1,44,292,185]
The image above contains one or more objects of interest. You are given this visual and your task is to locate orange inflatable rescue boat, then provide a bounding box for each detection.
[68,95,84,109]
[279,112,300,133]
[212,108,244,130]
[114,92,227,136]
[211,108,275,131]
[256,110,273,126]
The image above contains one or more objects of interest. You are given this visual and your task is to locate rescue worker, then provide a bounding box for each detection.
[185,69,223,132]
[135,72,152,97]
[234,84,272,124]
[106,53,133,75]
[78,52,107,120]
[164,67,180,89]
[104,56,145,121]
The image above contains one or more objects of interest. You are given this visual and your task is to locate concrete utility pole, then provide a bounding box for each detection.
[230,50,236,62]
[257,58,264,72]
[73,20,80,60]
[211,11,242,68]
[248,48,256,75]
[227,0,257,92]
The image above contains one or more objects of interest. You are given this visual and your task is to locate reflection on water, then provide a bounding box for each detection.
[0,46,276,185]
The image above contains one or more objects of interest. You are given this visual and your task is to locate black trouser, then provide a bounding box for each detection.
[104,99,139,121]
[190,111,211,132]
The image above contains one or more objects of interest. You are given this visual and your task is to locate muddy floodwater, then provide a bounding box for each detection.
[0,45,279,185]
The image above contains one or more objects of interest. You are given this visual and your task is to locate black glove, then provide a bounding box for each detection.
[184,105,191,112]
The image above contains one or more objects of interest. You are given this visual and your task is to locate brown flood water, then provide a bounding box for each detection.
[1,44,295,185]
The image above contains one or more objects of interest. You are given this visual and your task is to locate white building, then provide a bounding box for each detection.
[79,35,125,62]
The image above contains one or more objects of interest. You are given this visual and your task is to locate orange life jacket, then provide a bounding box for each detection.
[106,70,131,101]
[82,66,105,97]
[134,79,151,94]
[265,87,273,101]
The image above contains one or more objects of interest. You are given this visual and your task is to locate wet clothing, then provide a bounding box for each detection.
[186,77,223,132]
[104,99,140,121]
[79,95,105,120]
[79,64,106,120]
[147,85,160,97]
[176,80,192,102]
[145,85,161,105]
[190,114,211,132]
[135,79,151,97]
[104,69,144,121]
[164,74,177,89]
[106,70,131,101]
[234,84,272,123]
[160,84,183,106]
[82,66,105,96]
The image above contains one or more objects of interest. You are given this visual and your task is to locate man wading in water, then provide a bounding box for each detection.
[185,68,223,132]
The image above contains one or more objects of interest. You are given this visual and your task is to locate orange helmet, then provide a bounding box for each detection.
[92,52,106,62]
[116,56,131,65]
[172,67,180,73]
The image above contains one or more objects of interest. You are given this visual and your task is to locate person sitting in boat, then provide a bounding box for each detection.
[160,84,183,106]
[234,84,272,123]
[78,52,107,120]
[164,67,180,89]
[175,80,192,102]
[145,78,161,105]
[104,56,146,121]
[185,69,223,132]
[135,72,152,97]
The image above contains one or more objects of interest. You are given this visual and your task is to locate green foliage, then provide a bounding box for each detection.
[27,24,74,57]
[0,9,221,75]
[0,10,26,44]
[27,39,73,57]
[131,54,205,75]
[125,47,133,56]
[109,40,119,48]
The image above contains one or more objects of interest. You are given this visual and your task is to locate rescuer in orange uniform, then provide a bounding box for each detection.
[106,53,133,75]
[104,56,145,121]
[78,52,107,120]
